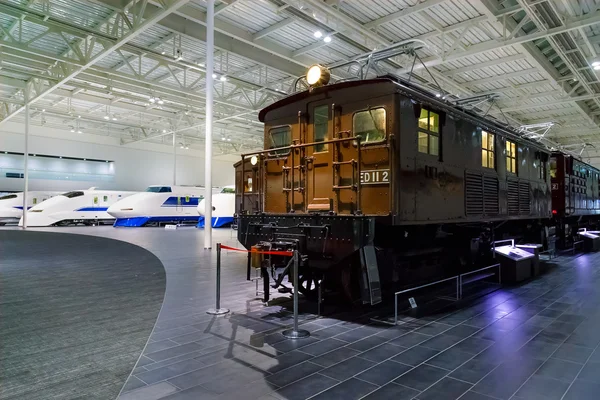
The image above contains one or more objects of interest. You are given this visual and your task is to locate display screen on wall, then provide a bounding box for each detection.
[0,152,115,182]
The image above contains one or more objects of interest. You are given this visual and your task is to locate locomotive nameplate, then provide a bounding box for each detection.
[360,169,390,185]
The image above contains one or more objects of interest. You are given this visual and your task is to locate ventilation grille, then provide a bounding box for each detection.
[465,172,483,215]
[508,179,520,215]
[465,172,498,216]
[519,181,530,215]
[484,176,499,215]
[508,179,531,215]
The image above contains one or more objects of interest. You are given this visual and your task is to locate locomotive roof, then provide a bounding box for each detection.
[259,75,548,153]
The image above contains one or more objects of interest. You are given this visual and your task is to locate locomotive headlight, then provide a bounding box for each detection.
[306,65,330,87]
[250,155,258,166]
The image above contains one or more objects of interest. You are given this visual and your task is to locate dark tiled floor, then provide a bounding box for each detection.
[14,226,600,400]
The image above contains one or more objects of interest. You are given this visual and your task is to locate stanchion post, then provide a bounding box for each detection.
[207,243,230,316]
[282,250,310,339]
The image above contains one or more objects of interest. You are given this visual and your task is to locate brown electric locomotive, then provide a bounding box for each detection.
[234,65,554,305]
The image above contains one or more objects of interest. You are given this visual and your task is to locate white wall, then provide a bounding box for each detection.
[0,122,236,192]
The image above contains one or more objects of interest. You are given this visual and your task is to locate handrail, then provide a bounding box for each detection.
[240,135,360,158]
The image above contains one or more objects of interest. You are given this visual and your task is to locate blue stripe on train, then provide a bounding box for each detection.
[196,216,234,228]
[75,207,109,211]
[113,215,202,227]
[12,206,33,210]
[161,196,202,207]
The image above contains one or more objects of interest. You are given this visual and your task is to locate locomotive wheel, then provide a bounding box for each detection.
[297,271,321,301]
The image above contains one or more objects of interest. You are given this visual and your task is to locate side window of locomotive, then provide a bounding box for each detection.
[506,140,517,174]
[269,126,291,155]
[481,130,495,169]
[353,108,386,144]
[314,105,328,152]
[418,109,440,156]
[550,157,557,178]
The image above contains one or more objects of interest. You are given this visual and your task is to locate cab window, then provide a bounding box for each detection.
[481,130,495,169]
[550,157,557,178]
[269,126,291,155]
[62,191,84,198]
[146,186,172,193]
[418,109,440,156]
[353,108,386,144]
[0,194,17,200]
[506,140,517,174]
[314,105,328,152]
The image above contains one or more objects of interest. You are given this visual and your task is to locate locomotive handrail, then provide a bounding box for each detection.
[240,135,361,158]
[240,134,363,215]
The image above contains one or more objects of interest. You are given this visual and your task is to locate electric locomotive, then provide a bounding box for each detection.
[234,65,554,305]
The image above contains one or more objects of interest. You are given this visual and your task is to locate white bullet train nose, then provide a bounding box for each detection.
[106,194,143,219]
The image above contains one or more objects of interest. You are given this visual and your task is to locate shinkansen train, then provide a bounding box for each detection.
[21,188,135,227]
[108,185,212,227]
[0,191,59,225]
[234,65,600,304]
[197,186,235,228]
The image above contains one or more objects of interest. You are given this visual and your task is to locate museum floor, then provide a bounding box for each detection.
[2,226,600,400]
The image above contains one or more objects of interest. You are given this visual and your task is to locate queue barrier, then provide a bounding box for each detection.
[208,243,310,339]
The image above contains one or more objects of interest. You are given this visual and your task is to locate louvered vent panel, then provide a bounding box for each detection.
[508,179,520,215]
[519,181,530,215]
[465,172,483,215]
[483,176,499,215]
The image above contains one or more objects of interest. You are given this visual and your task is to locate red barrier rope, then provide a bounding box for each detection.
[220,244,293,257]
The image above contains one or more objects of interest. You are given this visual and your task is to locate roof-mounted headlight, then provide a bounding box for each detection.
[306,65,331,87]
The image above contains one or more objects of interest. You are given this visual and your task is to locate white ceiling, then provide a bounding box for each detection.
[0,0,599,162]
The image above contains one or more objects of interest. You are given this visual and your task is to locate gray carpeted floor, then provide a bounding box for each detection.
[0,230,166,400]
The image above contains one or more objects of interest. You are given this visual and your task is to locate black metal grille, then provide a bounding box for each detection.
[465,172,483,215]
[484,176,499,215]
[508,179,520,215]
[519,181,530,215]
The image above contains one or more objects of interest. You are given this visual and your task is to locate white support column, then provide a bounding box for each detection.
[204,0,214,249]
[22,100,29,229]
[172,132,177,185]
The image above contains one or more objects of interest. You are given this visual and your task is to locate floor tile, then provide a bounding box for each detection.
[255,350,314,374]
[563,379,600,400]
[420,334,463,351]
[458,391,500,400]
[426,347,474,370]
[275,373,339,400]
[310,377,378,400]
[356,360,412,386]
[414,322,452,336]
[416,377,472,400]
[320,356,376,381]
[388,332,432,348]
[391,346,439,367]
[534,357,581,383]
[309,347,361,367]
[312,325,350,340]
[393,364,448,391]
[266,361,323,387]
[357,343,406,362]
[452,337,493,355]
[443,324,480,338]
[513,375,570,400]
[160,385,217,400]
[135,358,205,385]
[551,343,593,363]
[297,338,347,356]
[575,361,600,383]
[145,342,205,362]
[471,356,543,399]
[119,382,179,400]
[361,382,420,400]
[517,338,559,360]
[449,359,498,384]
[347,335,388,352]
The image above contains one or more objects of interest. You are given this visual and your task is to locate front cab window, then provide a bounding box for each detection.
[269,126,291,155]
[353,108,386,144]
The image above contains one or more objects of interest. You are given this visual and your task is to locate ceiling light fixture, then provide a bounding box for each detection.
[227,138,231,141]
[221,137,226,141]
[149,97,156,103]
[103,115,110,120]
[112,116,117,121]
[313,30,322,38]
[594,65,600,71]
[323,36,332,43]
[435,93,441,98]
[593,61,600,67]
[185,145,189,150]
[220,76,227,82]
[157,98,164,105]
[77,115,81,118]
[163,129,167,133]
[212,73,217,79]
[77,130,82,134]
[42,109,46,112]
[70,128,75,133]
